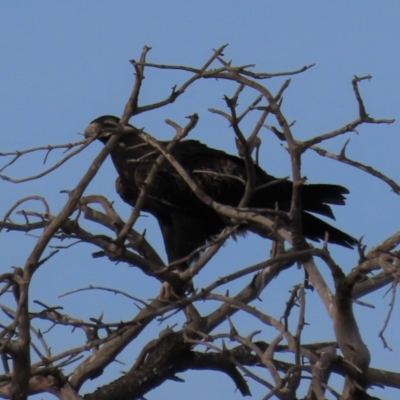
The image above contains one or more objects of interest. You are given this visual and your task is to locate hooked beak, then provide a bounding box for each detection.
[84,115,121,143]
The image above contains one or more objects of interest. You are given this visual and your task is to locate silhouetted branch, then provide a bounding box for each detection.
[310,143,400,195]
[0,139,93,183]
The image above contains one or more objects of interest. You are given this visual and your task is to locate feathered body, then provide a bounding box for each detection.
[85,115,357,264]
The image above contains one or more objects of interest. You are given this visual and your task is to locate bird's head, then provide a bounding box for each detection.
[84,115,123,144]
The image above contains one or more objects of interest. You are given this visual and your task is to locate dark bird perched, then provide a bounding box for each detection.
[85,115,357,266]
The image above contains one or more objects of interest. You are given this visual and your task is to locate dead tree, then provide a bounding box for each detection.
[0,45,399,400]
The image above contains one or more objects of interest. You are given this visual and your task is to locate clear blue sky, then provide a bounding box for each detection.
[0,2,399,399]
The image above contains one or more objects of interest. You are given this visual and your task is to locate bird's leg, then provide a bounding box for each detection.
[270,238,285,258]
[158,265,194,300]
[270,202,286,258]
[159,274,180,300]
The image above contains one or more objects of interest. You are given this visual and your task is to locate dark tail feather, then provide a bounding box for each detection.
[303,184,349,205]
[302,212,357,249]
[302,184,349,219]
